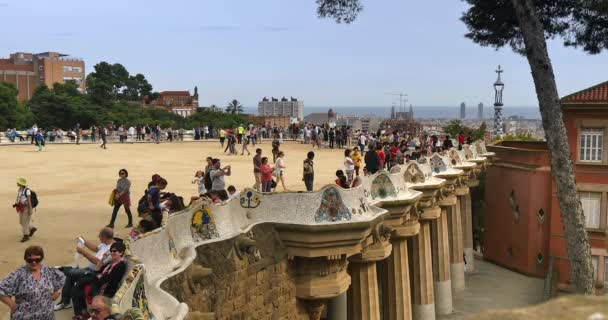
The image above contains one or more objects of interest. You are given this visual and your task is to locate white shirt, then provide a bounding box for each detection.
[17,188,31,205]
[129,127,135,135]
[344,157,355,171]
[89,243,111,270]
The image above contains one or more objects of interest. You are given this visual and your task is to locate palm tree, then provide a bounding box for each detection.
[225,99,243,114]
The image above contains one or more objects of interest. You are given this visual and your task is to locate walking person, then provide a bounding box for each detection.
[240,132,251,156]
[129,126,135,144]
[344,149,355,183]
[100,127,108,149]
[253,149,263,191]
[0,246,65,320]
[219,128,226,148]
[260,157,273,192]
[75,123,81,145]
[13,178,37,242]
[273,151,289,191]
[328,128,335,149]
[35,130,44,152]
[351,147,363,176]
[107,169,133,228]
[364,143,382,174]
[272,136,280,163]
[303,151,315,192]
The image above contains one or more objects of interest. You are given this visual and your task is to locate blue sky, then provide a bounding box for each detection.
[1,0,607,108]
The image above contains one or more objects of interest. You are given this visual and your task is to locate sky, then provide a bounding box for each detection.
[0,0,607,108]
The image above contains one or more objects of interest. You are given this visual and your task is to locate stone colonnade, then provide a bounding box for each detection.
[275,156,489,320]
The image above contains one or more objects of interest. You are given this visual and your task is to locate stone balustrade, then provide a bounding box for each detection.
[111,142,491,320]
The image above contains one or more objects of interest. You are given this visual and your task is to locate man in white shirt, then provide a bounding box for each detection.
[54,227,115,310]
[128,126,135,144]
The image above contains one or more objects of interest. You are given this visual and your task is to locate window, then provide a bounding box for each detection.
[579,191,601,229]
[63,66,72,72]
[72,67,82,73]
[580,128,603,162]
[592,256,598,280]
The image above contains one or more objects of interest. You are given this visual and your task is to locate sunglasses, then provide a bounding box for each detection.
[26,258,42,264]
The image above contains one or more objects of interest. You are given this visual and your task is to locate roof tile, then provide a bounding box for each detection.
[561,81,608,104]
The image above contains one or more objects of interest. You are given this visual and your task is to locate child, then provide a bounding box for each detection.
[227,185,239,200]
[344,149,355,183]
[260,157,273,192]
[192,171,206,195]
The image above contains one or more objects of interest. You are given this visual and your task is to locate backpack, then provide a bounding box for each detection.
[137,189,149,214]
[25,188,39,208]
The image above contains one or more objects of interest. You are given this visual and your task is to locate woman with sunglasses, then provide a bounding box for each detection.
[107,169,133,229]
[72,242,127,320]
[0,246,65,319]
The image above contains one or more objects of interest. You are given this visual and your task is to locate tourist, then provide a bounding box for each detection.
[316,129,324,149]
[364,143,381,174]
[237,124,244,144]
[241,131,251,156]
[71,242,127,320]
[100,126,108,149]
[91,126,97,143]
[253,149,262,191]
[303,151,315,192]
[107,169,133,229]
[458,131,465,149]
[90,296,116,320]
[273,151,289,191]
[219,128,226,148]
[328,128,335,149]
[260,157,273,192]
[442,134,454,150]
[0,246,65,320]
[351,147,363,176]
[335,170,349,189]
[35,129,44,152]
[204,157,214,191]
[227,185,239,200]
[271,136,281,163]
[358,133,366,153]
[209,159,231,191]
[54,227,115,311]
[129,126,135,144]
[344,149,355,183]
[13,178,37,242]
[466,131,473,145]
[30,123,38,144]
[139,178,167,227]
[192,170,207,195]
[376,144,386,169]
[335,128,343,148]
[75,123,81,145]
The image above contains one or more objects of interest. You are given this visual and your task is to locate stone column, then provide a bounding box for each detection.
[448,201,465,290]
[385,237,412,320]
[431,208,452,315]
[412,221,435,320]
[461,192,474,272]
[347,260,381,320]
[327,293,347,320]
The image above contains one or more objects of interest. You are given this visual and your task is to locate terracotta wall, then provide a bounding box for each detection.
[484,144,552,277]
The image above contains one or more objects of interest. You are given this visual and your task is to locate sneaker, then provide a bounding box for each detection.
[106,224,114,229]
[125,223,133,228]
[54,302,72,311]
[20,235,30,243]
[29,227,37,237]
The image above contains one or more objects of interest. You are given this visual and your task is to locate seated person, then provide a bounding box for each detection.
[72,242,127,320]
[335,170,350,189]
[90,296,117,320]
[54,228,115,311]
[226,185,239,200]
[129,219,157,238]
[138,178,167,227]
[160,193,185,213]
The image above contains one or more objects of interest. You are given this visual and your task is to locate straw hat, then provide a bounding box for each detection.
[16,177,27,187]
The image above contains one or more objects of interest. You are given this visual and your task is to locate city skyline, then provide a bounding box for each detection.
[1,0,607,108]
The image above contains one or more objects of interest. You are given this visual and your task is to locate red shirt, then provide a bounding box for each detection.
[390,146,399,158]
[260,164,273,182]
[376,150,386,165]
[458,133,465,145]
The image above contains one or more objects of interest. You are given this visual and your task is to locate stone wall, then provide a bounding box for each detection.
[161,224,308,320]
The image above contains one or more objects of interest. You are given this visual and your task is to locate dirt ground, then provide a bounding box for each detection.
[0,140,346,319]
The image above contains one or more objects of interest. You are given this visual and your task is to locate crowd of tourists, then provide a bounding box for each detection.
[0,119,478,319]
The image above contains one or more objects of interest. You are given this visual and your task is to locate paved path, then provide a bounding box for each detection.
[440,257,544,319]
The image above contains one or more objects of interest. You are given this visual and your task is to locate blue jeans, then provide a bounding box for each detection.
[60,267,90,305]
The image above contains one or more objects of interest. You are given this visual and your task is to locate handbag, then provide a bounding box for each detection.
[270,180,277,189]
[108,190,116,206]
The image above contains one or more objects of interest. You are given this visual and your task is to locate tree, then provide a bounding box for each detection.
[314,0,605,293]
[225,99,244,114]
[122,73,153,101]
[443,119,486,141]
[86,62,130,104]
[461,0,603,294]
[0,82,31,129]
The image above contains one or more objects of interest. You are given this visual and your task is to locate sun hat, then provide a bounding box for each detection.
[16,178,27,187]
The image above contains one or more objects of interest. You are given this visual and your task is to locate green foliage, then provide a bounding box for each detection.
[225,99,244,114]
[0,82,32,129]
[186,110,246,129]
[442,120,486,141]
[316,0,363,23]
[86,62,156,104]
[499,132,539,141]
[461,0,608,54]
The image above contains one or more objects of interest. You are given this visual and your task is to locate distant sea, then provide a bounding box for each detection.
[243,106,541,120]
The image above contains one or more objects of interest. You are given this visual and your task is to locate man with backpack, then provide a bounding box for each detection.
[12,178,38,242]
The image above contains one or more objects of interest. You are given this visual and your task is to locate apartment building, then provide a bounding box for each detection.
[258,97,304,120]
